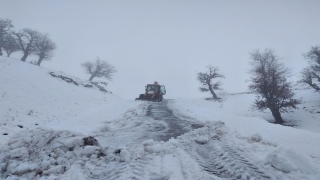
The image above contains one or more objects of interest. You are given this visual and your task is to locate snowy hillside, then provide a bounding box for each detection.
[169,92,320,178]
[1,56,320,180]
[171,91,320,133]
[0,57,141,146]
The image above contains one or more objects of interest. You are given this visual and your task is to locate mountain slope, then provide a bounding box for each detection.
[0,57,141,146]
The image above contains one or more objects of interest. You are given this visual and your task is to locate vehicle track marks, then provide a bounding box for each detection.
[102,159,149,180]
[194,139,272,180]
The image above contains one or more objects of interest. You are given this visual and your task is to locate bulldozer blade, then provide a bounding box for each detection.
[135,98,155,102]
[135,98,147,101]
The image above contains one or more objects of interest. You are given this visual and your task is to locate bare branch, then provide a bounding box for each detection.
[2,33,19,57]
[34,34,57,66]
[0,18,14,56]
[199,87,209,92]
[299,45,320,92]
[13,28,41,61]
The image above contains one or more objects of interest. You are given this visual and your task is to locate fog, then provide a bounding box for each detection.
[1,0,319,99]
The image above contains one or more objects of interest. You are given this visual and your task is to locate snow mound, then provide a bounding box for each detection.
[250,133,262,142]
[265,147,319,174]
[0,128,125,179]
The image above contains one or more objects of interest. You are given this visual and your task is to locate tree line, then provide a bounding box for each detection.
[0,18,56,66]
[0,18,117,82]
[197,46,320,124]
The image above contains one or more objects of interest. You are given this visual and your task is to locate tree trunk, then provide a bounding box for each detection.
[0,47,3,56]
[270,108,284,124]
[207,80,218,99]
[37,56,44,66]
[21,52,28,62]
[89,75,95,81]
[208,85,218,99]
[209,89,218,99]
[7,52,11,57]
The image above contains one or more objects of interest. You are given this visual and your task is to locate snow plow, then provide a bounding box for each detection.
[135,82,166,102]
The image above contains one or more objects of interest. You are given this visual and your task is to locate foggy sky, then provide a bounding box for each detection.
[1,0,320,99]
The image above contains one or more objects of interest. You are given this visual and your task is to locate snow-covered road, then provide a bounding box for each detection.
[89,100,274,180]
[1,100,274,180]
[94,100,272,180]
[146,100,192,141]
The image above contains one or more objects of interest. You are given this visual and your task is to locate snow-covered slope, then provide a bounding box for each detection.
[0,57,141,146]
[169,92,320,179]
[171,91,320,133]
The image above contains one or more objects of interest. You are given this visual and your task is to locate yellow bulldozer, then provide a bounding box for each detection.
[135,82,166,102]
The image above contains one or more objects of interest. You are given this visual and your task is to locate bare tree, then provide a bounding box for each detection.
[2,34,20,57]
[82,58,117,81]
[298,45,320,92]
[197,66,225,99]
[14,28,41,62]
[34,34,56,66]
[248,49,300,124]
[0,18,14,56]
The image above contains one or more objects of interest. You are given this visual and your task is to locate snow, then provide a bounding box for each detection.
[265,147,318,174]
[8,147,29,159]
[12,163,38,175]
[0,57,142,146]
[1,56,320,179]
[169,93,320,179]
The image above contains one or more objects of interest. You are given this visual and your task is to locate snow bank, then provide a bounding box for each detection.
[0,56,147,179]
[0,120,225,179]
[265,147,318,174]
[169,97,320,179]
[0,128,122,179]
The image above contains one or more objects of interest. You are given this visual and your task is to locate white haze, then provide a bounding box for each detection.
[1,0,319,99]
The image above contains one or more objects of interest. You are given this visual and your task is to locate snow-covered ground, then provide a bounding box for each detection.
[1,56,320,180]
[0,57,142,146]
[169,92,320,179]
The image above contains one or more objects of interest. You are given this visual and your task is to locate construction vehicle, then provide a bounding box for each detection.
[135,83,166,102]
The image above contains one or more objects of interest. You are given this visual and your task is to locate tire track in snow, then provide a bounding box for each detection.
[98,101,272,180]
[102,159,149,180]
[176,148,215,180]
[194,139,272,180]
